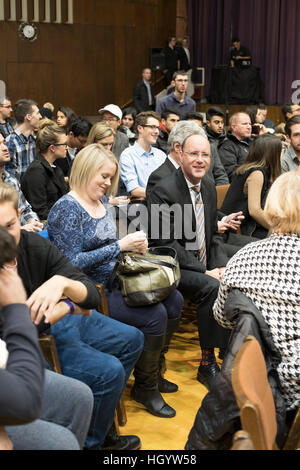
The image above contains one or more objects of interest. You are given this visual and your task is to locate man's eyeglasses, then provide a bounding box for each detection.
[101,117,118,123]
[54,143,68,147]
[142,125,160,131]
[183,151,210,159]
[0,105,13,109]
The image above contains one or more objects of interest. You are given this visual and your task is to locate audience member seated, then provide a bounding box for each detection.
[0,182,143,450]
[0,97,15,138]
[154,108,180,153]
[5,99,42,181]
[204,106,227,149]
[56,106,78,132]
[0,225,94,450]
[47,144,183,419]
[86,122,129,204]
[221,134,282,239]
[133,68,156,113]
[214,170,300,414]
[257,103,276,131]
[184,113,229,186]
[0,135,43,232]
[218,112,253,182]
[42,101,55,117]
[147,131,231,391]
[156,71,196,119]
[121,107,137,145]
[98,104,129,160]
[119,111,166,199]
[245,106,269,137]
[281,115,300,172]
[184,111,204,128]
[55,116,92,179]
[147,121,254,258]
[21,119,68,221]
[281,103,300,122]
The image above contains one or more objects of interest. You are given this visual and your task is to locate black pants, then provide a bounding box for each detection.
[179,269,230,349]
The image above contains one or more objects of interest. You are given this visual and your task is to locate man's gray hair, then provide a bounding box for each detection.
[168,120,207,151]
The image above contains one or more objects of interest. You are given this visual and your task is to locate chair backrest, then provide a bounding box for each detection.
[232,335,278,450]
[283,407,300,450]
[216,184,230,209]
[231,430,254,450]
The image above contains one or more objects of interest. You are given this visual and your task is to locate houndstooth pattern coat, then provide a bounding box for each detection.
[213,233,300,411]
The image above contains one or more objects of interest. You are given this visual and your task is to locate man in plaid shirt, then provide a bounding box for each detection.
[0,97,15,138]
[5,99,41,182]
[0,132,43,232]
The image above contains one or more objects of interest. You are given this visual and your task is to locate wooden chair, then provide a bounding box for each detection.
[38,283,127,431]
[232,335,278,450]
[282,407,300,450]
[96,284,127,427]
[39,334,62,374]
[231,430,254,450]
[216,184,230,209]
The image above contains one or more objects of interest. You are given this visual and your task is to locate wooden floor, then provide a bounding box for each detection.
[119,311,223,451]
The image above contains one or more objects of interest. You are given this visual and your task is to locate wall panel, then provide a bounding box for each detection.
[0,0,176,115]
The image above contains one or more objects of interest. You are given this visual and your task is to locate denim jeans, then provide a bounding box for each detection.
[51,311,144,448]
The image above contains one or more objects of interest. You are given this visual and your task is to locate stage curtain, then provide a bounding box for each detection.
[187,0,300,104]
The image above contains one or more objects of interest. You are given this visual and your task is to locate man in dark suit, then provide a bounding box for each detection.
[133,68,156,113]
[147,132,231,390]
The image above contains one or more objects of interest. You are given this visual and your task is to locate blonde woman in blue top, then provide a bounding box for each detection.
[48,143,183,419]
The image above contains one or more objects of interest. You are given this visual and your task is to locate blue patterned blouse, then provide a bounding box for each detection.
[47,194,120,286]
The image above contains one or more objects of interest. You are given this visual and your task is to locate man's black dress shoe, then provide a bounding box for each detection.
[101,425,141,450]
[197,363,220,390]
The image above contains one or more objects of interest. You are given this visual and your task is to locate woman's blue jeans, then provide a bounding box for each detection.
[51,310,144,449]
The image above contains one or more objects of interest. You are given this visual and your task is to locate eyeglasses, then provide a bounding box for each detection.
[0,105,12,109]
[101,117,118,123]
[54,143,68,147]
[183,151,210,159]
[142,125,160,131]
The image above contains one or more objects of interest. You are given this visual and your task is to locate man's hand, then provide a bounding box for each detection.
[26,275,69,325]
[21,219,44,233]
[0,270,27,308]
[218,212,244,234]
[205,267,226,282]
[44,300,92,325]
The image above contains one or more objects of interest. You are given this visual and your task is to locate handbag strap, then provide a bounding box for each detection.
[130,255,177,270]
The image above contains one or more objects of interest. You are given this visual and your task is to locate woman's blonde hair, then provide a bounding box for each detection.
[0,182,19,211]
[264,170,300,234]
[36,118,66,153]
[69,144,119,197]
[86,122,115,146]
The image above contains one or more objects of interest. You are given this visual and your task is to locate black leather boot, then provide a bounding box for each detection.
[131,333,176,418]
[158,316,181,393]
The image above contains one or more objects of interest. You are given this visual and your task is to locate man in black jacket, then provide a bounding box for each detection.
[133,68,156,113]
[0,184,144,450]
[0,226,93,450]
[218,112,252,181]
[147,132,230,390]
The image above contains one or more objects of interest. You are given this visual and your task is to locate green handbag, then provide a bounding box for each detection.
[108,247,181,307]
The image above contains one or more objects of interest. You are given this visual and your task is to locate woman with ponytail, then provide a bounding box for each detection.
[21,119,68,221]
